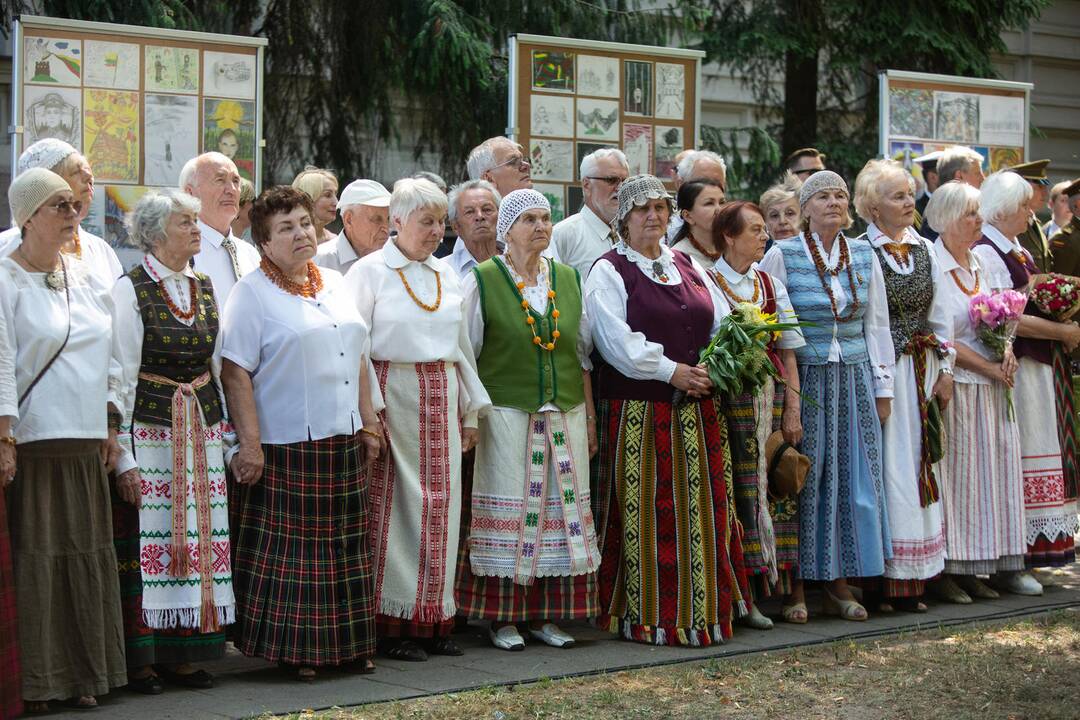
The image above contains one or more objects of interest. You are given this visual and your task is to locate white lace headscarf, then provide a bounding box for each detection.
[613,174,674,237]
[18,138,78,175]
[496,188,550,244]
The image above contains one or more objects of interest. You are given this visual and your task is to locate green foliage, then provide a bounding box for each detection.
[700,124,781,201]
[679,0,1051,183]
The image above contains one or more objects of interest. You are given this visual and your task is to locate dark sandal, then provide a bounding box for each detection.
[63,696,98,709]
[24,701,51,714]
[279,663,316,682]
[155,667,214,689]
[341,658,377,674]
[427,636,464,656]
[380,639,428,662]
[891,596,929,613]
[127,672,165,695]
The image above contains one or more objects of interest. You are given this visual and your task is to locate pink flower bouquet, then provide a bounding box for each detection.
[968,289,1026,417]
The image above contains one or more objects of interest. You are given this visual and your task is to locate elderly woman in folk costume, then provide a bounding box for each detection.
[972,171,1080,594]
[0,138,123,284]
[221,186,382,681]
[343,178,490,662]
[456,189,601,651]
[852,159,954,613]
[705,200,806,627]
[926,181,1026,604]
[587,174,750,646]
[759,170,894,622]
[2,169,127,711]
[0,288,20,719]
[110,190,236,694]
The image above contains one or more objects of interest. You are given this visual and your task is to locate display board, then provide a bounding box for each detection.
[879,69,1032,181]
[509,34,704,221]
[11,15,267,268]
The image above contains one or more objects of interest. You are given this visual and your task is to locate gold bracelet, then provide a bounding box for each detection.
[0,436,15,447]
[360,426,381,438]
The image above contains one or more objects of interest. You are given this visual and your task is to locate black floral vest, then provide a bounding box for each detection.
[129,265,223,428]
[873,241,934,361]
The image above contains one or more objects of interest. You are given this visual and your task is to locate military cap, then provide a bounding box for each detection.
[1006,159,1051,186]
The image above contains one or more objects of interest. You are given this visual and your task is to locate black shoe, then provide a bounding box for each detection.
[427,636,464,656]
[127,672,165,695]
[155,667,214,689]
[379,638,428,662]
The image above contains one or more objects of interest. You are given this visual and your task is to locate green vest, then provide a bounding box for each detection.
[473,257,585,413]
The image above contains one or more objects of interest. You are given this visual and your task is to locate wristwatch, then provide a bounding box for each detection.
[939,366,954,376]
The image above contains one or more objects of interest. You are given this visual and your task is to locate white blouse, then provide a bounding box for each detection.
[932,239,997,385]
[971,223,1027,293]
[220,265,375,444]
[341,238,490,418]
[0,226,124,287]
[709,256,806,351]
[110,254,231,475]
[584,240,731,384]
[0,298,17,421]
[759,232,896,397]
[865,224,956,371]
[0,256,122,443]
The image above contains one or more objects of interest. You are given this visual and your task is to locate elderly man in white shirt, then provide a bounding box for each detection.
[552,148,629,279]
[314,179,391,275]
[183,152,260,304]
[466,136,535,198]
[446,179,502,278]
[667,149,727,242]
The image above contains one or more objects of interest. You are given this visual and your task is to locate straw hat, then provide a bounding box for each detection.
[765,431,810,497]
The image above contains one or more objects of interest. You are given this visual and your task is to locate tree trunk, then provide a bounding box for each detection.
[780,0,822,156]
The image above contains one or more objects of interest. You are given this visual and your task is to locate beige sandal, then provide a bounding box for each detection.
[822,587,868,621]
[781,602,808,624]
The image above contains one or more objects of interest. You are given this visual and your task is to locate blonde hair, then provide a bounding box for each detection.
[853,158,913,224]
[759,171,802,216]
[390,177,448,225]
[291,166,338,202]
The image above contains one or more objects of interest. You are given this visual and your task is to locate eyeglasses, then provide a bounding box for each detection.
[586,176,626,186]
[42,200,83,216]
[492,154,530,171]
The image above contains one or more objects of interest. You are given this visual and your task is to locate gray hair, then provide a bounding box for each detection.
[178,152,236,192]
[126,189,202,253]
[978,171,1032,226]
[937,146,983,183]
[759,172,802,214]
[676,150,726,182]
[389,177,449,225]
[412,171,448,193]
[467,137,512,180]
[447,179,501,225]
[925,180,981,235]
[580,148,629,182]
[853,158,909,224]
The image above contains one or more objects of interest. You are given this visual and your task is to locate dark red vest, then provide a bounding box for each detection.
[975,235,1051,366]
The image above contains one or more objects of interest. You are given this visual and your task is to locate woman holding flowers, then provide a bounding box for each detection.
[926,181,1027,603]
[853,160,954,613]
[707,201,806,627]
[973,171,1080,591]
[457,189,600,652]
[759,170,894,622]
[586,174,749,645]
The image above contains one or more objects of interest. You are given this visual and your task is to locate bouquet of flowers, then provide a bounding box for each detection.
[677,302,805,403]
[968,289,1027,417]
[1029,273,1080,321]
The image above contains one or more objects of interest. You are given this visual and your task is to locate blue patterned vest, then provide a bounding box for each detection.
[777,235,873,365]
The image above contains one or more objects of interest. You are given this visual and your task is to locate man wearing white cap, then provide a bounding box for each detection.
[183,151,259,304]
[0,138,123,284]
[314,178,391,275]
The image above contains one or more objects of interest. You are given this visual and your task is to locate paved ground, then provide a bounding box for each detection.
[47,566,1080,719]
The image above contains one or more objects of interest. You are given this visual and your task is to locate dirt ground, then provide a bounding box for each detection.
[271,609,1080,720]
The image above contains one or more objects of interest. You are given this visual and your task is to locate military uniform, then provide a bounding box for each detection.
[1006,159,1055,272]
[1049,216,1080,277]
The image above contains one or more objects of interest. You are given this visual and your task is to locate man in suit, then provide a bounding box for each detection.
[1048,178,1080,276]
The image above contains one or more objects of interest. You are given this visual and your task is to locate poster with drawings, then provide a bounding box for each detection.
[24,36,81,86]
[203,51,257,99]
[654,62,685,120]
[531,50,574,93]
[23,85,81,148]
[530,94,573,138]
[144,94,198,186]
[144,45,199,94]
[622,123,652,176]
[654,125,684,178]
[576,55,619,98]
[532,182,566,223]
[623,60,652,116]
[934,91,979,143]
[203,98,257,180]
[888,87,933,139]
[528,139,573,182]
[83,89,140,182]
[978,95,1024,147]
[84,40,139,90]
[575,98,619,142]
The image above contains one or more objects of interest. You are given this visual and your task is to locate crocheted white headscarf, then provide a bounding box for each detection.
[18,138,78,175]
[497,188,550,244]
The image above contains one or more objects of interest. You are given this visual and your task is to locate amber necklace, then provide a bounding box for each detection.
[686,230,721,263]
[949,268,980,296]
[64,228,83,259]
[146,257,199,321]
[805,231,861,322]
[710,264,760,305]
[260,256,323,298]
[396,265,442,312]
[504,253,560,352]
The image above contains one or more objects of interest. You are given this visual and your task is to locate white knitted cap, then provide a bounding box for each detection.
[496,189,550,243]
[8,167,72,229]
[17,138,78,175]
[798,170,848,210]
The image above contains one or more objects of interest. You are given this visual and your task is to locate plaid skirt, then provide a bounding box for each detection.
[232,435,375,666]
[455,450,599,622]
[595,397,749,646]
[0,489,21,720]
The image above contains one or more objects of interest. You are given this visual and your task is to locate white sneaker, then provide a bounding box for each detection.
[739,604,774,630]
[997,571,1044,596]
[489,624,525,651]
[528,623,576,648]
